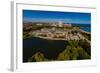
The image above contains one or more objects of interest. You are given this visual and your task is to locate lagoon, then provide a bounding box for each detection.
[23,37,68,62]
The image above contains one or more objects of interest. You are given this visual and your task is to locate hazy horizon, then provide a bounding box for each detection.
[23,10,91,24]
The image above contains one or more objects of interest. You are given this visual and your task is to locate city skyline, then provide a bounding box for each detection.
[23,10,91,24]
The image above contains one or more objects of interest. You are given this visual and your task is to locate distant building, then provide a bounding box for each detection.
[58,21,63,27]
[63,23,72,27]
[36,24,43,26]
[51,23,57,27]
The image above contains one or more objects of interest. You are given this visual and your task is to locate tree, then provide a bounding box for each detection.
[57,48,70,60]
[28,52,48,62]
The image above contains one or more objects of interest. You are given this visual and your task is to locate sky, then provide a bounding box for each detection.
[23,10,91,24]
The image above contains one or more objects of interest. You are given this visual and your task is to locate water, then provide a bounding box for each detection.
[23,37,68,62]
[81,27,91,32]
[71,24,91,32]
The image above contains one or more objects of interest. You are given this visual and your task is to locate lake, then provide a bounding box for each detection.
[23,37,68,62]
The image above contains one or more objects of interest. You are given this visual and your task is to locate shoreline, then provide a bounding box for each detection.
[33,36,69,41]
[24,27,91,41]
[79,29,91,35]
